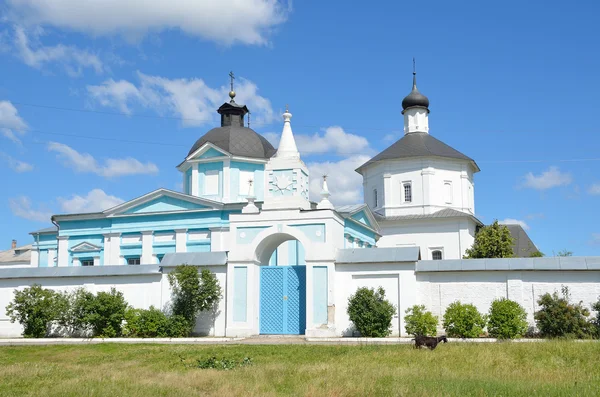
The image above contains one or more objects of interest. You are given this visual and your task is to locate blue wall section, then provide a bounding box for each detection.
[233,267,248,322]
[198,147,226,159]
[38,250,48,267]
[344,219,377,246]
[185,168,192,195]
[313,266,328,325]
[290,224,326,243]
[124,196,207,214]
[230,161,265,202]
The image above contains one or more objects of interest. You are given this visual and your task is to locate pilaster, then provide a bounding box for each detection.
[421,164,435,214]
[57,236,69,267]
[223,159,231,202]
[47,249,56,267]
[30,249,39,267]
[93,256,100,267]
[141,231,154,264]
[175,229,187,252]
[191,164,199,196]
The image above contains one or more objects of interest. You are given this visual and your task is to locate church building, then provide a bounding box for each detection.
[12,72,552,338]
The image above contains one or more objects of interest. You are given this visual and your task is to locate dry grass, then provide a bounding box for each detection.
[0,341,599,396]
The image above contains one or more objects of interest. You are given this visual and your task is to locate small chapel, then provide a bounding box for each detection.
[8,71,555,338]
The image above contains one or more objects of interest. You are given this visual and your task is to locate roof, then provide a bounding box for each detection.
[505,224,538,258]
[160,252,228,267]
[29,226,58,235]
[187,126,276,159]
[374,208,483,225]
[336,247,421,264]
[356,132,479,173]
[402,74,430,111]
[417,256,600,272]
[0,244,32,264]
[335,203,381,234]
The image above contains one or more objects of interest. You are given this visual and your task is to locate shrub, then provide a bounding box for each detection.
[123,307,191,338]
[77,288,129,337]
[5,285,61,338]
[168,266,222,327]
[347,287,396,337]
[487,298,528,339]
[591,298,600,339]
[404,305,438,336]
[55,288,95,336]
[442,301,487,338]
[534,286,593,339]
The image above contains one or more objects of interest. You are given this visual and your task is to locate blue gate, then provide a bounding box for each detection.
[260,266,306,335]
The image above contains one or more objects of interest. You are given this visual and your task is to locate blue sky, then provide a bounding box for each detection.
[0,0,598,255]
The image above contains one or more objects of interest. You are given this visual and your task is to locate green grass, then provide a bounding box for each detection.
[0,341,599,396]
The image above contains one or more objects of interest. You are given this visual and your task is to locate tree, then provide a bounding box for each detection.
[5,285,61,338]
[463,220,514,259]
[557,249,573,257]
[529,251,544,258]
[347,287,396,337]
[534,286,592,339]
[168,265,222,329]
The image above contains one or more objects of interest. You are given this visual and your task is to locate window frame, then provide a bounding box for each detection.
[403,181,412,203]
[126,257,141,266]
[444,181,453,204]
[429,247,444,260]
[80,258,94,267]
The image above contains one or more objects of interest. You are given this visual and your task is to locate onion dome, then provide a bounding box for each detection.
[401,72,429,113]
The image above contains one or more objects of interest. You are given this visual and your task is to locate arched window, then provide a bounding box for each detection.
[432,250,443,260]
[373,189,378,207]
[444,181,453,204]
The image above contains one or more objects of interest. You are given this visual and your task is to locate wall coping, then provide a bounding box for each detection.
[0,265,162,280]
[416,256,600,272]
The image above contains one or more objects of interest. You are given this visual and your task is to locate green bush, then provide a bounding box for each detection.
[55,288,95,336]
[168,266,222,327]
[347,287,396,337]
[404,305,438,336]
[591,298,600,339]
[442,301,487,338]
[487,298,528,339]
[534,287,593,339]
[5,284,61,338]
[77,288,129,337]
[123,306,191,338]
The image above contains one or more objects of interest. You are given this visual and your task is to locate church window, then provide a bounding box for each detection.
[444,181,453,204]
[403,183,412,203]
[127,257,141,265]
[432,250,443,260]
[81,259,94,267]
[204,170,219,195]
[373,189,378,207]
[239,170,254,194]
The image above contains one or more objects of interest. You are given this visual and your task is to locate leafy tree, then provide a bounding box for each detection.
[442,301,487,338]
[168,266,222,329]
[557,250,573,257]
[591,298,600,338]
[529,251,544,258]
[487,298,528,339]
[534,287,593,338]
[404,305,438,336]
[77,288,129,337]
[464,220,514,259]
[347,287,396,337]
[5,285,61,338]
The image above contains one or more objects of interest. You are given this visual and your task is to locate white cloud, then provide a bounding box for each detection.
[588,183,600,195]
[307,155,371,206]
[521,166,572,190]
[58,189,124,213]
[86,72,275,127]
[8,196,52,222]
[0,152,34,172]
[499,218,530,230]
[6,0,289,46]
[47,141,159,178]
[0,100,28,144]
[13,26,103,77]
[265,126,372,156]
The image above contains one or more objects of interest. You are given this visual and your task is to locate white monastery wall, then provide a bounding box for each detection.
[376,218,476,260]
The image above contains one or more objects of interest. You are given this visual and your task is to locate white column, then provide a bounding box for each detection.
[383,173,391,214]
[210,228,228,252]
[57,236,69,267]
[175,229,187,252]
[103,233,121,265]
[47,249,56,267]
[141,231,153,264]
[421,165,434,214]
[460,167,470,212]
[30,250,39,267]
[191,164,199,196]
[103,234,111,266]
[223,159,231,202]
[72,258,80,267]
[93,256,100,266]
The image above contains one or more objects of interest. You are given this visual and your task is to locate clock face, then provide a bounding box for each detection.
[274,175,292,191]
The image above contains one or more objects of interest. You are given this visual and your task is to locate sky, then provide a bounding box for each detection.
[0,0,599,256]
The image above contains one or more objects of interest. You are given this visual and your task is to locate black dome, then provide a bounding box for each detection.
[188,125,276,159]
[401,74,429,111]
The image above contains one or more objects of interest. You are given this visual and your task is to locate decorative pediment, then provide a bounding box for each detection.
[351,210,372,228]
[186,143,230,162]
[104,189,223,216]
[70,242,101,252]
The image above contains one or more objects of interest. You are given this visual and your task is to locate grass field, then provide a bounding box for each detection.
[0,341,599,396]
